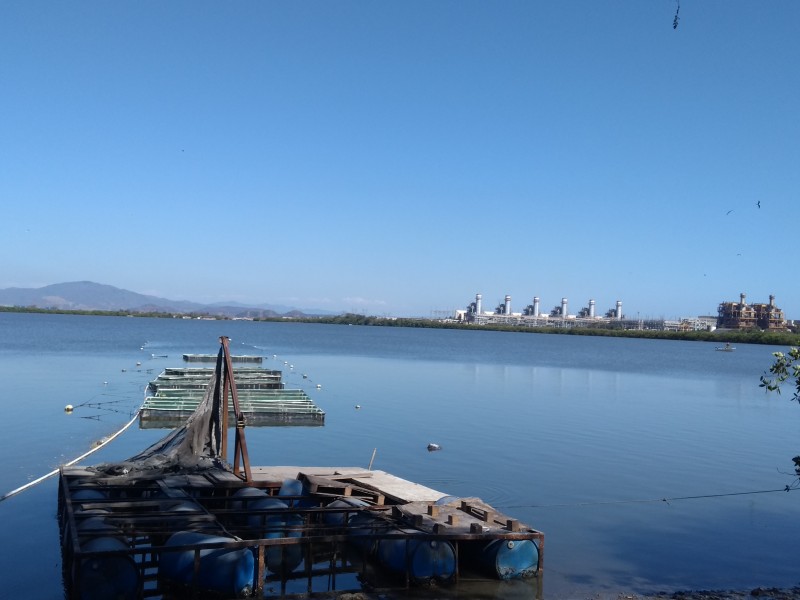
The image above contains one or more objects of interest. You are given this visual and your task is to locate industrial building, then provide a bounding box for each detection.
[717,293,787,331]
[455,293,634,329]
[452,291,788,333]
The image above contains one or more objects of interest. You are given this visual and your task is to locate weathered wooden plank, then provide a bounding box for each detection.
[247,467,447,504]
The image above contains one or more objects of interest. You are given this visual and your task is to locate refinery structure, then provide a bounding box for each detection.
[453,292,790,332]
[716,293,786,331]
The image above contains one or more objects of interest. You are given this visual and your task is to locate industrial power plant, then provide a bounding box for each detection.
[453,292,791,332]
[455,293,632,328]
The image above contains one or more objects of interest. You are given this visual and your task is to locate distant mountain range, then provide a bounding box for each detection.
[0,281,335,318]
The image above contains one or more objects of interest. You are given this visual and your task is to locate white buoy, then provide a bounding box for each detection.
[64,405,74,413]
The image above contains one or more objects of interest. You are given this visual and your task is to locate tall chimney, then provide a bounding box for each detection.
[561,298,568,318]
[615,300,623,320]
[504,295,512,315]
[533,297,540,317]
[589,299,595,318]
[475,294,482,315]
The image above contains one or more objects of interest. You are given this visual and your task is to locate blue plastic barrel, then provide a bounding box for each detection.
[263,511,303,573]
[160,531,254,597]
[76,516,121,539]
[277,478,302,498]
[376,530,456,582]
[231,488,302,573]
[322,498,369,527]
[79,536,139,600]
[231,486,270,515]
[278,478,303,494]
[164,500,205,531]
[472,539,539,579]
[346,509,383,554]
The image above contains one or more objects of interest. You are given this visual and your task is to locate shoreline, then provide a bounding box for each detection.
[1,306,799,346]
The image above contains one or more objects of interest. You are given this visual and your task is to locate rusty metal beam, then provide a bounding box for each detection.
[220,336,252,481]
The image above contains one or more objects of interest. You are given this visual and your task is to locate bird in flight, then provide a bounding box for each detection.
[757,201,761,208]
[726,209,734,215]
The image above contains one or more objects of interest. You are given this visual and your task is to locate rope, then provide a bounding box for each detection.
[0,408,141,503]
[499,484,800,510]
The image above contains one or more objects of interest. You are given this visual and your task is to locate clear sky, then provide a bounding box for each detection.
[1,2,798,318]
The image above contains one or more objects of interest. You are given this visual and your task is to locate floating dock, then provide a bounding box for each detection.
[59,337,543,599]
[140,367,324,428]
[58,465,544,599]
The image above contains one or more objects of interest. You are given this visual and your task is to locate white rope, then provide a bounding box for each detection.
[0,409,141,503]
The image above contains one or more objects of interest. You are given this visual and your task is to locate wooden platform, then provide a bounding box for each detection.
[249,466,448,503]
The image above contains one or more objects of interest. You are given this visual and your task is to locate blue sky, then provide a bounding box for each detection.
[1,2,798,318]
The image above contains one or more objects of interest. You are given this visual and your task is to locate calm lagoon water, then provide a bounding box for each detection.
[1,312,799,599]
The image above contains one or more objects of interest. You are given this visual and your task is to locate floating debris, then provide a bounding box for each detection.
[427,443,442,452]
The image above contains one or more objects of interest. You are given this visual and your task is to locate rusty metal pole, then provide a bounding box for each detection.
[220,336,252,481]
[219,339,229,460]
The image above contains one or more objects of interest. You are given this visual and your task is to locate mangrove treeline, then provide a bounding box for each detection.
[2,306,798,347]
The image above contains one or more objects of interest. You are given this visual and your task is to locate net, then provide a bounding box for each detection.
[91,347,227,478]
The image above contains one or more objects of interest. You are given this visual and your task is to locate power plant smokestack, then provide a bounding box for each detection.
[533,296,540,317]
[589,299,595,318]
[769,294,775,307]
[504,295,512,315]
[615,300,622,320]
[740,293,747,306]
[475,294,482,315]
[561,298,568,318]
